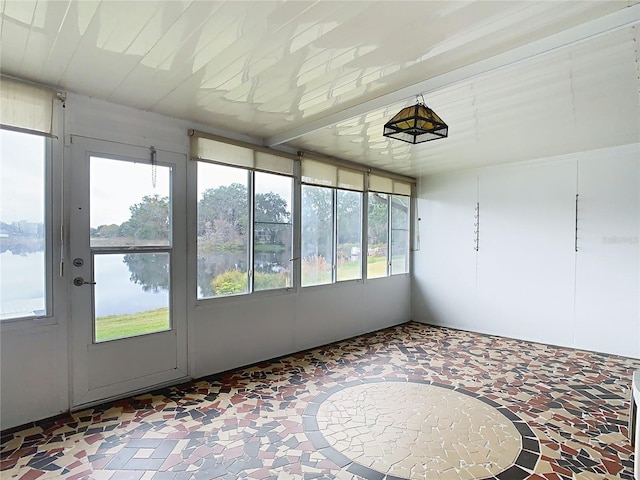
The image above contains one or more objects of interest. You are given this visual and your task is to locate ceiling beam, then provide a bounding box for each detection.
[264,4,640,147]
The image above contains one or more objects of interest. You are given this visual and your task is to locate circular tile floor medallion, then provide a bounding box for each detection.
[303,379,540,480]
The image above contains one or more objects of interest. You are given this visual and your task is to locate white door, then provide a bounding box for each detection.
[68,137,188,408]
[574,147,640,358]
[475,160,577,346]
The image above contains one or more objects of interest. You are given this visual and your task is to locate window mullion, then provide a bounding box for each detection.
[362,188,369,281]
[292,159,301,289]
[45,136,54,317]
[332,188,338,284]
[248,170,255,293]
[387,195,392,277]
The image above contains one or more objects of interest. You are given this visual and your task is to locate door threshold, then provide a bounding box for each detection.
[70,375,192,412]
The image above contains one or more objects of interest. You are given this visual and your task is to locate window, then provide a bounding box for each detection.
[391,195,410,274]
[367,175,412,278]
[89,157,173,341]
[301,185,333,286]
[0,130,48,320]
[197,163,250,298]
[192,132,294,299]
[336,190,362,281]
[301,159,364,286]
[367,192,389,279]
[0,78,55,321]
[254,172,293,291]
[191,132,413,293]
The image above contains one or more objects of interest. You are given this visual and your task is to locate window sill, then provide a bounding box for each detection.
[195,286,298,308]
[0,315,58,333]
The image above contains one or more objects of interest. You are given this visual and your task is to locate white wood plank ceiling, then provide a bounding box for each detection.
[1,1,639,177]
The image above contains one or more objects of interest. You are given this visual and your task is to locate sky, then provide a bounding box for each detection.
[1,129,292,229]
[0,130,45,224]
[198,162,292,211]
[90,157,171,227]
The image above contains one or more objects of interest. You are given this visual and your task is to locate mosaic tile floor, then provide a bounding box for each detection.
[2,322,639,480]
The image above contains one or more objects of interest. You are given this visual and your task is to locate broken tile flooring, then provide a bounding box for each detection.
[1,322,639,479]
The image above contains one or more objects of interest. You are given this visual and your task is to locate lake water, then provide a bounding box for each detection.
[0,251,46,319]
[0,251,169,319]
[94,253,169,317]
[2,248,290,319]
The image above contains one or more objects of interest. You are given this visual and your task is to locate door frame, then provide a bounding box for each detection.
[66,136,189,409]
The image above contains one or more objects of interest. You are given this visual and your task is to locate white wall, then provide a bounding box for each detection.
[574,152,640,357]
[0,94,411,430]
[0,324,68,429]
[413,144,640,358]
[192,277,410,377]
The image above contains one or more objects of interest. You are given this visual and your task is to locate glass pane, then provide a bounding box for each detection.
[391,195,410,275]
[94,253,170,342]
[337,190,362,281]
[90,157,171,247]
[301,185,333,287]
[254,172,292,291]
[197,163,249,298]
[367,192,389,279]
[0,130,47,320]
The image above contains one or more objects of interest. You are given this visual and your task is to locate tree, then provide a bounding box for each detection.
[198,183,248,238]
[94,224,121,237]
[254,192,290,248]
[123,253,169,293]
[367,193,389,246]
[255,192,289,223]
[119,194,169,241]
[336,190,361,245]
[301,186,332,259]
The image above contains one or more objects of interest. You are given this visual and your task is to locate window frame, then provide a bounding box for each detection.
[0,130,54,323]
[301,183,364,288]
[195,160,295,302]
[366,191,390,279]
[88,154,175,343]
[390,194,411,276]
[190,130,414,302]
[366,190,412,280]
[0,116,66,330]
[252,170,295,293]
[335,188,364,283]
[300,183,335,287]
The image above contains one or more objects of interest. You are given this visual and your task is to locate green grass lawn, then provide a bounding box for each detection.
[302,256,390,285]
[366,256,388,278]
[95,307,170,342]
[95,256,405,341]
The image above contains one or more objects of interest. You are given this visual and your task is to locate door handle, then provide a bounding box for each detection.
[73,277,96,286]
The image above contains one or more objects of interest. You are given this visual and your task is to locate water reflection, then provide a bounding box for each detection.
[197,249,290,298]
[94,254,169,317]
[123,253,170,293]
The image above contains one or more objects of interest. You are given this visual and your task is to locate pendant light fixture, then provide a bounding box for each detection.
[383,95,448,144]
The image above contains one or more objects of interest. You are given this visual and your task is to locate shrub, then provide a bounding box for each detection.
[211,269,290,295]
[301,255,331,284]
[212,269,246,295]
[255,271,289,290]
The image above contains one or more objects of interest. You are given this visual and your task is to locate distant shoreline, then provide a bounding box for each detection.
[0,237,44,255]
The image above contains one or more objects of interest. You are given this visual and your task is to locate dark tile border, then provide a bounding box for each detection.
[302,378,541,480]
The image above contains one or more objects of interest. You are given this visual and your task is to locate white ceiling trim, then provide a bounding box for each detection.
[264,3,640,147]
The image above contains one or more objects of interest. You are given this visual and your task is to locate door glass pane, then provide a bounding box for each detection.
[301,185,333,287]
[0,130,47,320]
[254,172,292,291]
[367,192,389,279]
[391,195,410,275]
[197,162,249,298]
[94,253,170,342]
[90,157,171,247]
[336,190,362,281]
